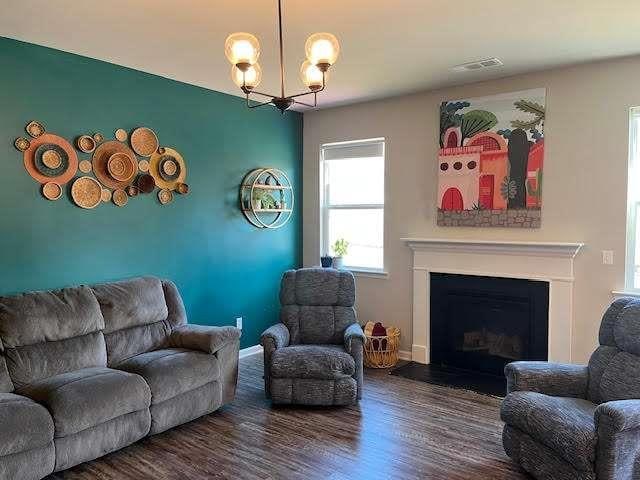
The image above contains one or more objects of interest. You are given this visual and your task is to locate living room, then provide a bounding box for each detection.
[1,1,640,479]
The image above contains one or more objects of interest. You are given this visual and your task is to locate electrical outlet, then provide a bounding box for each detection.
[602,250,614,265]
[236,317,243,330]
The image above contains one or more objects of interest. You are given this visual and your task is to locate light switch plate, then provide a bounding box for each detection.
[236,317,243,330]
[602,250,614,265]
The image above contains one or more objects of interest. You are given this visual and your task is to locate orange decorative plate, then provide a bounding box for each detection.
[130,127,159,157]
[42,182,62,201]
[71,176,102,209]
[149,147,186,191]
[23,133,78,185]
[112,189,128,207]
[92,140,138,190]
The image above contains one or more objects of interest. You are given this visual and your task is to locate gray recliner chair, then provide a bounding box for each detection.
[260,268,365,406]
[501,297,640,480]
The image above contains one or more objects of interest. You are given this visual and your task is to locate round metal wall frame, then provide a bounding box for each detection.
[240,168,293,229]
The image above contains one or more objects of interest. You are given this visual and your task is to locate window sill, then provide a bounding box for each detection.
[612,290,640,299]
[348,269,389,279]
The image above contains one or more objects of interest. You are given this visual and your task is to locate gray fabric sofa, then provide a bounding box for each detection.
[501,297,640,480]
[0,276,240,479]
[261,268,365,406]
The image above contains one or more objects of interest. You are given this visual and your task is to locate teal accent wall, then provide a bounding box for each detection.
[0,37,302,349]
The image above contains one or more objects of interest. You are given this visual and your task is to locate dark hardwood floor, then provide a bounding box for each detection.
[49,354,527,479]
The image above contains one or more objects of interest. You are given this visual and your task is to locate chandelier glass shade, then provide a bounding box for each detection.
[224,0,340,113]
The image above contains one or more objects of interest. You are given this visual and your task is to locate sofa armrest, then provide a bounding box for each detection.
[260,323,290,351]
[594,400,640,479]
[505,361,588,397]
[344,323,365,354]
[169,324,241,354]
[596,400,640,433]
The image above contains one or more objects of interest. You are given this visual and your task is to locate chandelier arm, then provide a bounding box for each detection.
[246,94,273,109]
[277,0,285,99]
[293,98,316,108]
[244,89,280,99]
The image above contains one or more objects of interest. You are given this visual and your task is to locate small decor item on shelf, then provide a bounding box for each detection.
[115,128,128,142]
[239,167,293,229]
[76,135,96,153]
[26,120,45,138]
[93,132,104,144]
[332,238,349,269]
[363,321,401,369]
[41,182,62,201]
[320,255,333,268]
[14,137,30,152]
[112,189,128,207]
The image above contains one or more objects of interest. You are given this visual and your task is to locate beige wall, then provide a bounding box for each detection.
[303,56,640,363]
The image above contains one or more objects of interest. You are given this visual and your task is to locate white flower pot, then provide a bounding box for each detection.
[332,256,344,269]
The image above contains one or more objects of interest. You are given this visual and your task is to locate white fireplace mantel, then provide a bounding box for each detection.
[401,238,584,364]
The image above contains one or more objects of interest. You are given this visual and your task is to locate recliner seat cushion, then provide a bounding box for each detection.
[271,345,355,380]
[501,391,597,472]
[116,348,220,404]
[18,367,150,437]
[0,392,53,456]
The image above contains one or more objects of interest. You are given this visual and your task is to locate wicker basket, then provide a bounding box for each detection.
[363,323,401,369]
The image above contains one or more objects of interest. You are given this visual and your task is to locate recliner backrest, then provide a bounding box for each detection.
[280,268,356,345]
[0,340,14,393]
[92,276,186,365]
[0,285,107,389]
[588,298,640,403]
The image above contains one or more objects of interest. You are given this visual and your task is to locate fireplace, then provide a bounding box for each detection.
[430,273,549,377]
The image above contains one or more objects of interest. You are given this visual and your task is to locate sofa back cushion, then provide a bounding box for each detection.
[280,269,356,344]
[92,277,186,365]
[588,298,640,403]
[0,340,13,393]
[0,286,106,388]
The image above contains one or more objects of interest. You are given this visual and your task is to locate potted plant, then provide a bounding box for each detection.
[332,238,349,269]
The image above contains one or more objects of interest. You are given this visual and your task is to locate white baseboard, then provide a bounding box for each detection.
[239,344,263,359]
[398,350,412,361]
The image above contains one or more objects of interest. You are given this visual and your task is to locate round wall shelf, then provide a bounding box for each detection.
[239,168,294,229]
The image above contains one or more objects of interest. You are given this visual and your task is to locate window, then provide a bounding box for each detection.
[627,108,640,289]
[320,138,385,273]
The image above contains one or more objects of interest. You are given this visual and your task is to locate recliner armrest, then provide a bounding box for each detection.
[596,400,640,432]
[260,323,290,350]
[344,323,365,354]
[505,361,588,397]
[169,324,241,354]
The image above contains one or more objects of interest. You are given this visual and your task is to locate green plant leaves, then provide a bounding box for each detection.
[461,110,498,140]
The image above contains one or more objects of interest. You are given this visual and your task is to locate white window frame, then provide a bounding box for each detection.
[319,138,386,276]
[626,108,640,291]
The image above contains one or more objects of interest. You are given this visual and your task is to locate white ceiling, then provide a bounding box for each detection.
[3,0,640,110]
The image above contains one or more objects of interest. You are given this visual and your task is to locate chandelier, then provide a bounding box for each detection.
[224,0,340,113]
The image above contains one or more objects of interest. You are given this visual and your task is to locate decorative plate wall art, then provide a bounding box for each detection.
[11,121,190,209]
[437,88,545,228]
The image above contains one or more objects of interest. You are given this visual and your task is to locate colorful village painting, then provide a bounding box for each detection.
[437,88,545,228]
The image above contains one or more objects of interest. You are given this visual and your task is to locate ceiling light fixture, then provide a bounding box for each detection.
[224,0,340,113]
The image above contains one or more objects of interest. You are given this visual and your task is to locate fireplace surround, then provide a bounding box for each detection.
[402,239,584,364]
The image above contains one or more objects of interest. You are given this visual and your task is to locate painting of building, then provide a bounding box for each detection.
[437,88,546,228]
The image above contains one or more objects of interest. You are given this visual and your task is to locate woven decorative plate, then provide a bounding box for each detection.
[79,160,92,173]
[130,127,159,157]
[126,185,139,197]
[26,120,45,138]
[158,188,173,205]
[14,137,30,152]
[24,134,78,185]
[115,128,128,142]
[101,189,112,203]
[176,183,189,195]
[93,133,104,144]
[137,174,156,193]
[112,189,128,207]
[42,182,62,201]
[76,135,96,153]
[149,147,186,190]
[33,143,69,177]
[71,176,102,209]
[92,141,138,190]
[107,152,136,182]
[158,155,181,181]
[138,159,149,172]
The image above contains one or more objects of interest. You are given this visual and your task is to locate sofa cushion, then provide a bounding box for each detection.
[18,367,150,438]
[116,349,220,404]
[271,345,355,380]
[0,286,107,388]
[501,391,597,472]
[0,393,53,456]
[0,352,13,393]
[280,268,355,307]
